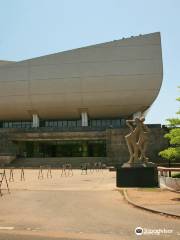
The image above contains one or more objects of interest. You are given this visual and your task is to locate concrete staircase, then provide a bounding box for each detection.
[7,157,108,168]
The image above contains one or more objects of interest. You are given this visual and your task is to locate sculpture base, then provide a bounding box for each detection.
[116,162,158,187]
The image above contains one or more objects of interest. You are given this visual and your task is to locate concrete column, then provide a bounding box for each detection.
[81,112,88,127]
[32,114,39,128]
[81,112,85,126]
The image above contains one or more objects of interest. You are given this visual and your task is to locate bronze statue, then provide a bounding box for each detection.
[125,117,150,164]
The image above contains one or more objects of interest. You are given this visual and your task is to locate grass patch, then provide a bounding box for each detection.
[172,173,180,178]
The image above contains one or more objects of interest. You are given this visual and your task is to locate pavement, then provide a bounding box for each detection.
[124,188,180,218]
[0,169,180,240]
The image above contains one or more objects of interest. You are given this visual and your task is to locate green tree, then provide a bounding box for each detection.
[159,88,180,161]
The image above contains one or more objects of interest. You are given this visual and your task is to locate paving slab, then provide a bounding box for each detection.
[126,188,180,217]
[0,170,180,240]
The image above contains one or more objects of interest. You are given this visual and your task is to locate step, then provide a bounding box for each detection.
[6,157,108,168]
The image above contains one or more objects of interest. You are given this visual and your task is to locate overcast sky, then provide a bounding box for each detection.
[0,0,179,124]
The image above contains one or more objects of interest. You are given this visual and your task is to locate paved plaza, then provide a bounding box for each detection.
[0,169,180,240]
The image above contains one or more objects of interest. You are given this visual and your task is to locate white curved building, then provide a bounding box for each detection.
[0,32,163,123]
[0,32,165,166]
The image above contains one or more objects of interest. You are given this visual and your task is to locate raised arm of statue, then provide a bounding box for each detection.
[126,120,135,131]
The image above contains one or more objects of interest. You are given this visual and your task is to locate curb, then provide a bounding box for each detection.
[123,189,180,219]
[159,184,180,193]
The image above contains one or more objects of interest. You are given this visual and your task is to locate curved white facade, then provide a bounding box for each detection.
[0,32,163,120]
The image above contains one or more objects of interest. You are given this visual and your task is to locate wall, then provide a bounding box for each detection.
[0,126,169,166]
[106,126,169,165]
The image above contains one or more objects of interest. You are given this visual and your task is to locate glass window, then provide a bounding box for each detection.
[8,122,13,128]
[57,121,63,127]
[101,120,108,127]
[70,121,76,127]
[76,120,81,127]
[54,121,58,127]
[121,119,126,126]
[68,121,72,127]
[45,121,48,127]
[91,120,96,127]
[3,122,8,128]
[62,121,67,127]
[13,122,20,128]
[106,120,111,127]
[0,118,124,129]
[96,120,101,127]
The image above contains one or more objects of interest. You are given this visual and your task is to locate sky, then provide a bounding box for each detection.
[0,0,179,124]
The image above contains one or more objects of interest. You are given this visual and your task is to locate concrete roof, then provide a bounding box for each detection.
[0,32,163,120]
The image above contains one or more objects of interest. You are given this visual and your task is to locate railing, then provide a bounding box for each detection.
[157,166,180,177]
[158,166,180,191]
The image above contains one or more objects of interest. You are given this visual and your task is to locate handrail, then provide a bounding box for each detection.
[157,167,180,172]
[157,166,180,177]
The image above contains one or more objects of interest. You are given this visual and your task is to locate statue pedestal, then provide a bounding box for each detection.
[116,162,158,187]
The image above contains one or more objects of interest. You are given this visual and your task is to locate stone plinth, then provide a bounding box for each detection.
[116,162,158,187]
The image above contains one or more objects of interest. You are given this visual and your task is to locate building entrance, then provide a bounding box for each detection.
[16,140,106,158]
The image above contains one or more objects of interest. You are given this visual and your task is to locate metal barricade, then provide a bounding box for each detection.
[0,169,10,196]
[81,163,88,175]
[20,167,25,181]
[9,167,15,182]
[38,166,44,180]
[61,163,73,176]
[47,165,52,178]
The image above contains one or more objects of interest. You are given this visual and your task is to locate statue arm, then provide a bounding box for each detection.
[126,120,135,131]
